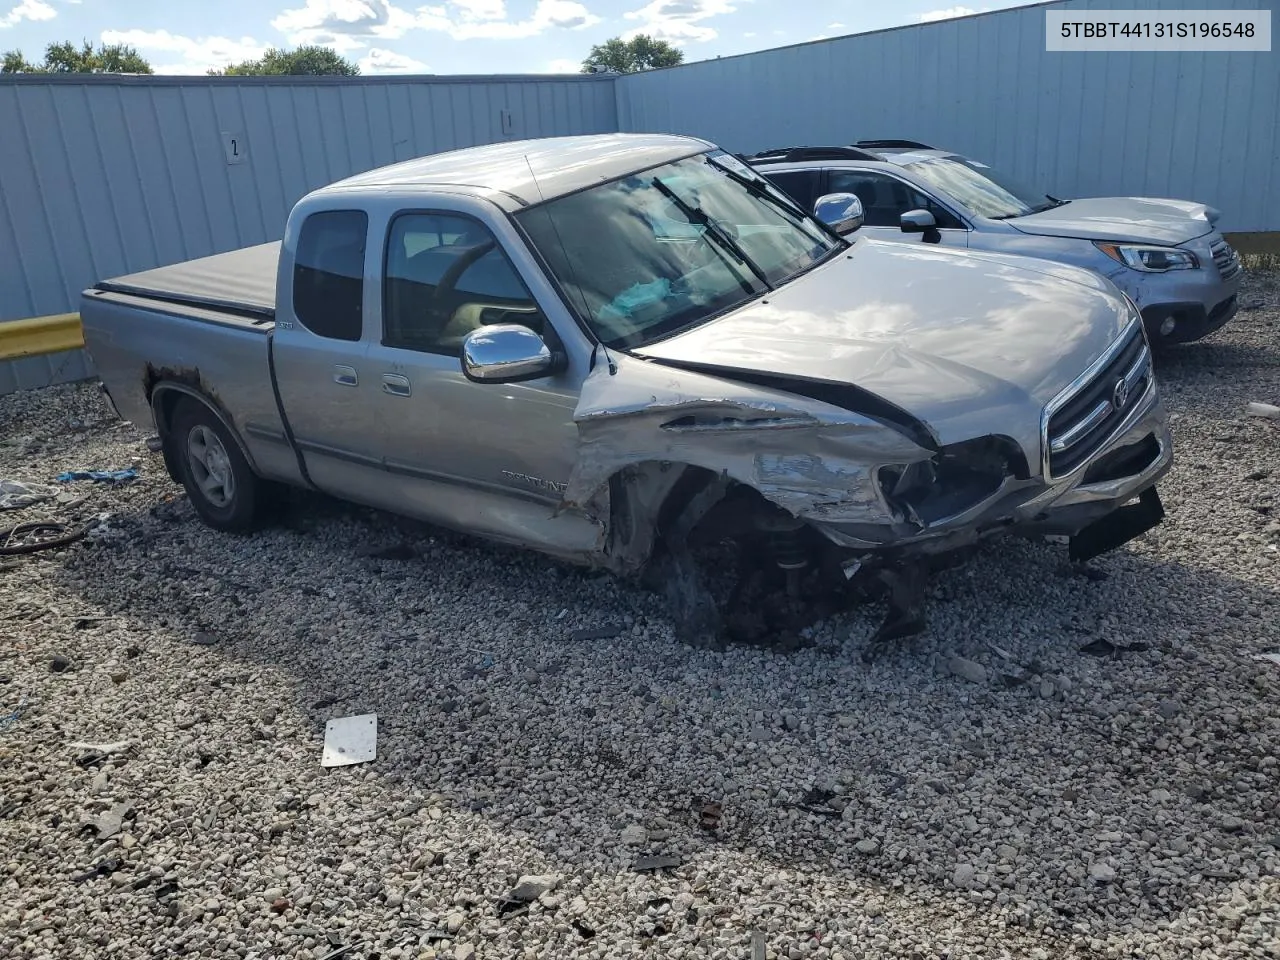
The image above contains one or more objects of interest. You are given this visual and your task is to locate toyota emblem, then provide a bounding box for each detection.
[1112,377,1129,411]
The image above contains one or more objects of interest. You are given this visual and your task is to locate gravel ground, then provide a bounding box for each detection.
[2,271,1279,960]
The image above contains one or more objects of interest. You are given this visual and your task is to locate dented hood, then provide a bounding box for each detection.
[1007,197,1217,245]
[633,239,1134,453]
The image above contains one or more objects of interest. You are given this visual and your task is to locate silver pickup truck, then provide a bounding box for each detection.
[82,133,1172,651]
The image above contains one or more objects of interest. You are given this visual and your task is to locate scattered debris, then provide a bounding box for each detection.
[145,436,164,452]
[1246,401,1280,420]
[632,854,682,872]
[750,930,767,960]
[1253,653,1280,668]
[699,800,723,832]
[1080,638,1150,657]
[71,740,132,768]
[793,785,843,817]
[49,653,75,673]
[1089,862,1117,883]
[84,801,134,839]
[71,858,120,883]
[0,520,89,556]
[0,479,56,511]
[621,823,648,846]
[0,694,28,732]
[321,714,378,767]
[947,656,987,684]
[569,625,623,641]
[506,874,559,902]
[55,468,139,484]
[190,631,219,646]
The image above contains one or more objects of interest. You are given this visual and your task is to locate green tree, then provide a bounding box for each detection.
[212,45,360,77]
[581,34,683,74]
[0,40,152,74]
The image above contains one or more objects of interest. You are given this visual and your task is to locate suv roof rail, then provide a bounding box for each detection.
[746,145,880,163]
[853,139,935,150]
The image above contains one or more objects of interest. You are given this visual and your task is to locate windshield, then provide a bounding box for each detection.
[906,155,1060,220]
[514,150,841,348]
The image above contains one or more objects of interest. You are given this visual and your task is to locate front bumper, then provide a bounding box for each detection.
[1122,233,1242,345]
[814,378,1172,557]
[1141,294,1238,345]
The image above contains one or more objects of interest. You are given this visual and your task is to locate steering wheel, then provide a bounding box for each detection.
[426,241,496,336]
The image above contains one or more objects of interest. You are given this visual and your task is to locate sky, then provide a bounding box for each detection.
[0,0,1038,75]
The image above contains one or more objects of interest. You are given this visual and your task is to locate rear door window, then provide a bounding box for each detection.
[292,210,368,341]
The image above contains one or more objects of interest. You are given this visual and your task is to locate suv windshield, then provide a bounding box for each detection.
[515,150,841,348]
[906,155,1061,220]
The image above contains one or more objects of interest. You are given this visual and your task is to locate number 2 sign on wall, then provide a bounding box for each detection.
[221,131,247,165]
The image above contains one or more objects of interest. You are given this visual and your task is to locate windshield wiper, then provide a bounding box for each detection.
[650,177,772,292]
[714,157,842,247]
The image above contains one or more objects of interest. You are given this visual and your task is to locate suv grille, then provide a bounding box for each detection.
[1210,237,1242,281]
[1045,324,1151,478]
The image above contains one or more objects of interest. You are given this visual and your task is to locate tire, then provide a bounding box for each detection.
[169,398,262,532]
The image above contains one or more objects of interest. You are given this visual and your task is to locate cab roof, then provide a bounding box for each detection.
[326,133,713,209]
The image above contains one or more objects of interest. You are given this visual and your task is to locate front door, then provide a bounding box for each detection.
[364,210,600,557]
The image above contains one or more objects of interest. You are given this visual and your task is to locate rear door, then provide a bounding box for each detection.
[826,169,969,246]
[272,209,387,500]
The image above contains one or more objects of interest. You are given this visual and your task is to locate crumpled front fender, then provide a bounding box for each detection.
[562,353,936,562]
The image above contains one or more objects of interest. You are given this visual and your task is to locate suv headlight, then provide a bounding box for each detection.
[1095,242,1198,272]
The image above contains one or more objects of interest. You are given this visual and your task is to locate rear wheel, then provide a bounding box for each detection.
[170,399,262,531]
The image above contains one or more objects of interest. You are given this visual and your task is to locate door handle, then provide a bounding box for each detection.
[382,373,411,397]
[333,365,358,387]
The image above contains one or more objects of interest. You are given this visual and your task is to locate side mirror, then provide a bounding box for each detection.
[813,193,865,235]
[461,324,562,384]
[900,209,937,233]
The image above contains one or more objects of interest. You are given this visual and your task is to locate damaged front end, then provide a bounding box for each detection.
[564,346,1171,654]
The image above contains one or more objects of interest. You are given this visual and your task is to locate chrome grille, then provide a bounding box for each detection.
[1210,237,1242,281]
[1044,324,1151,478]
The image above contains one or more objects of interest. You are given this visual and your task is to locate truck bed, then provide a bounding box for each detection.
[93,241,280,321]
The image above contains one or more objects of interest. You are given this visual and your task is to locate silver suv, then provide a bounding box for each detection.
[750,140,1243,345]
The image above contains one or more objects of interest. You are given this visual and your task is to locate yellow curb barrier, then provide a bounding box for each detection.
[0,313,85,362]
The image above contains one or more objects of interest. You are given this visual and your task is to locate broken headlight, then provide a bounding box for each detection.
[878,437,1027,526]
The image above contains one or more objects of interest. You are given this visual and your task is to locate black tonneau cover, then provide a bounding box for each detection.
[93,241,280,322]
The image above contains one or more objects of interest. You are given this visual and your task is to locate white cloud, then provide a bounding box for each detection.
[272,0,415,43]
[0,0,56,29]
[827,21,845,30]
[101,28,270,74]
[451,0,506,19]
[273,0,598,46]
[917,6,980,23]
[623,0,736,44]
[742,30,755,37]
[358,46,428,72]
[543,56,580,72]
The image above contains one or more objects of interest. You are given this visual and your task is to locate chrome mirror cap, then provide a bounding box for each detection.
[461,324,558,384]
[900,208,938,233]
[813,192,865,235]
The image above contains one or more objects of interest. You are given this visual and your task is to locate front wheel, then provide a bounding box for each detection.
[170,399,262,532]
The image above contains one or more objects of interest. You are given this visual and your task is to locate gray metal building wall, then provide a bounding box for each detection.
[0,73,616,394]
[615,0,1279,234]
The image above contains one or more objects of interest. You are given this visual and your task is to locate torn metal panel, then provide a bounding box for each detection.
[565,353,933,528]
